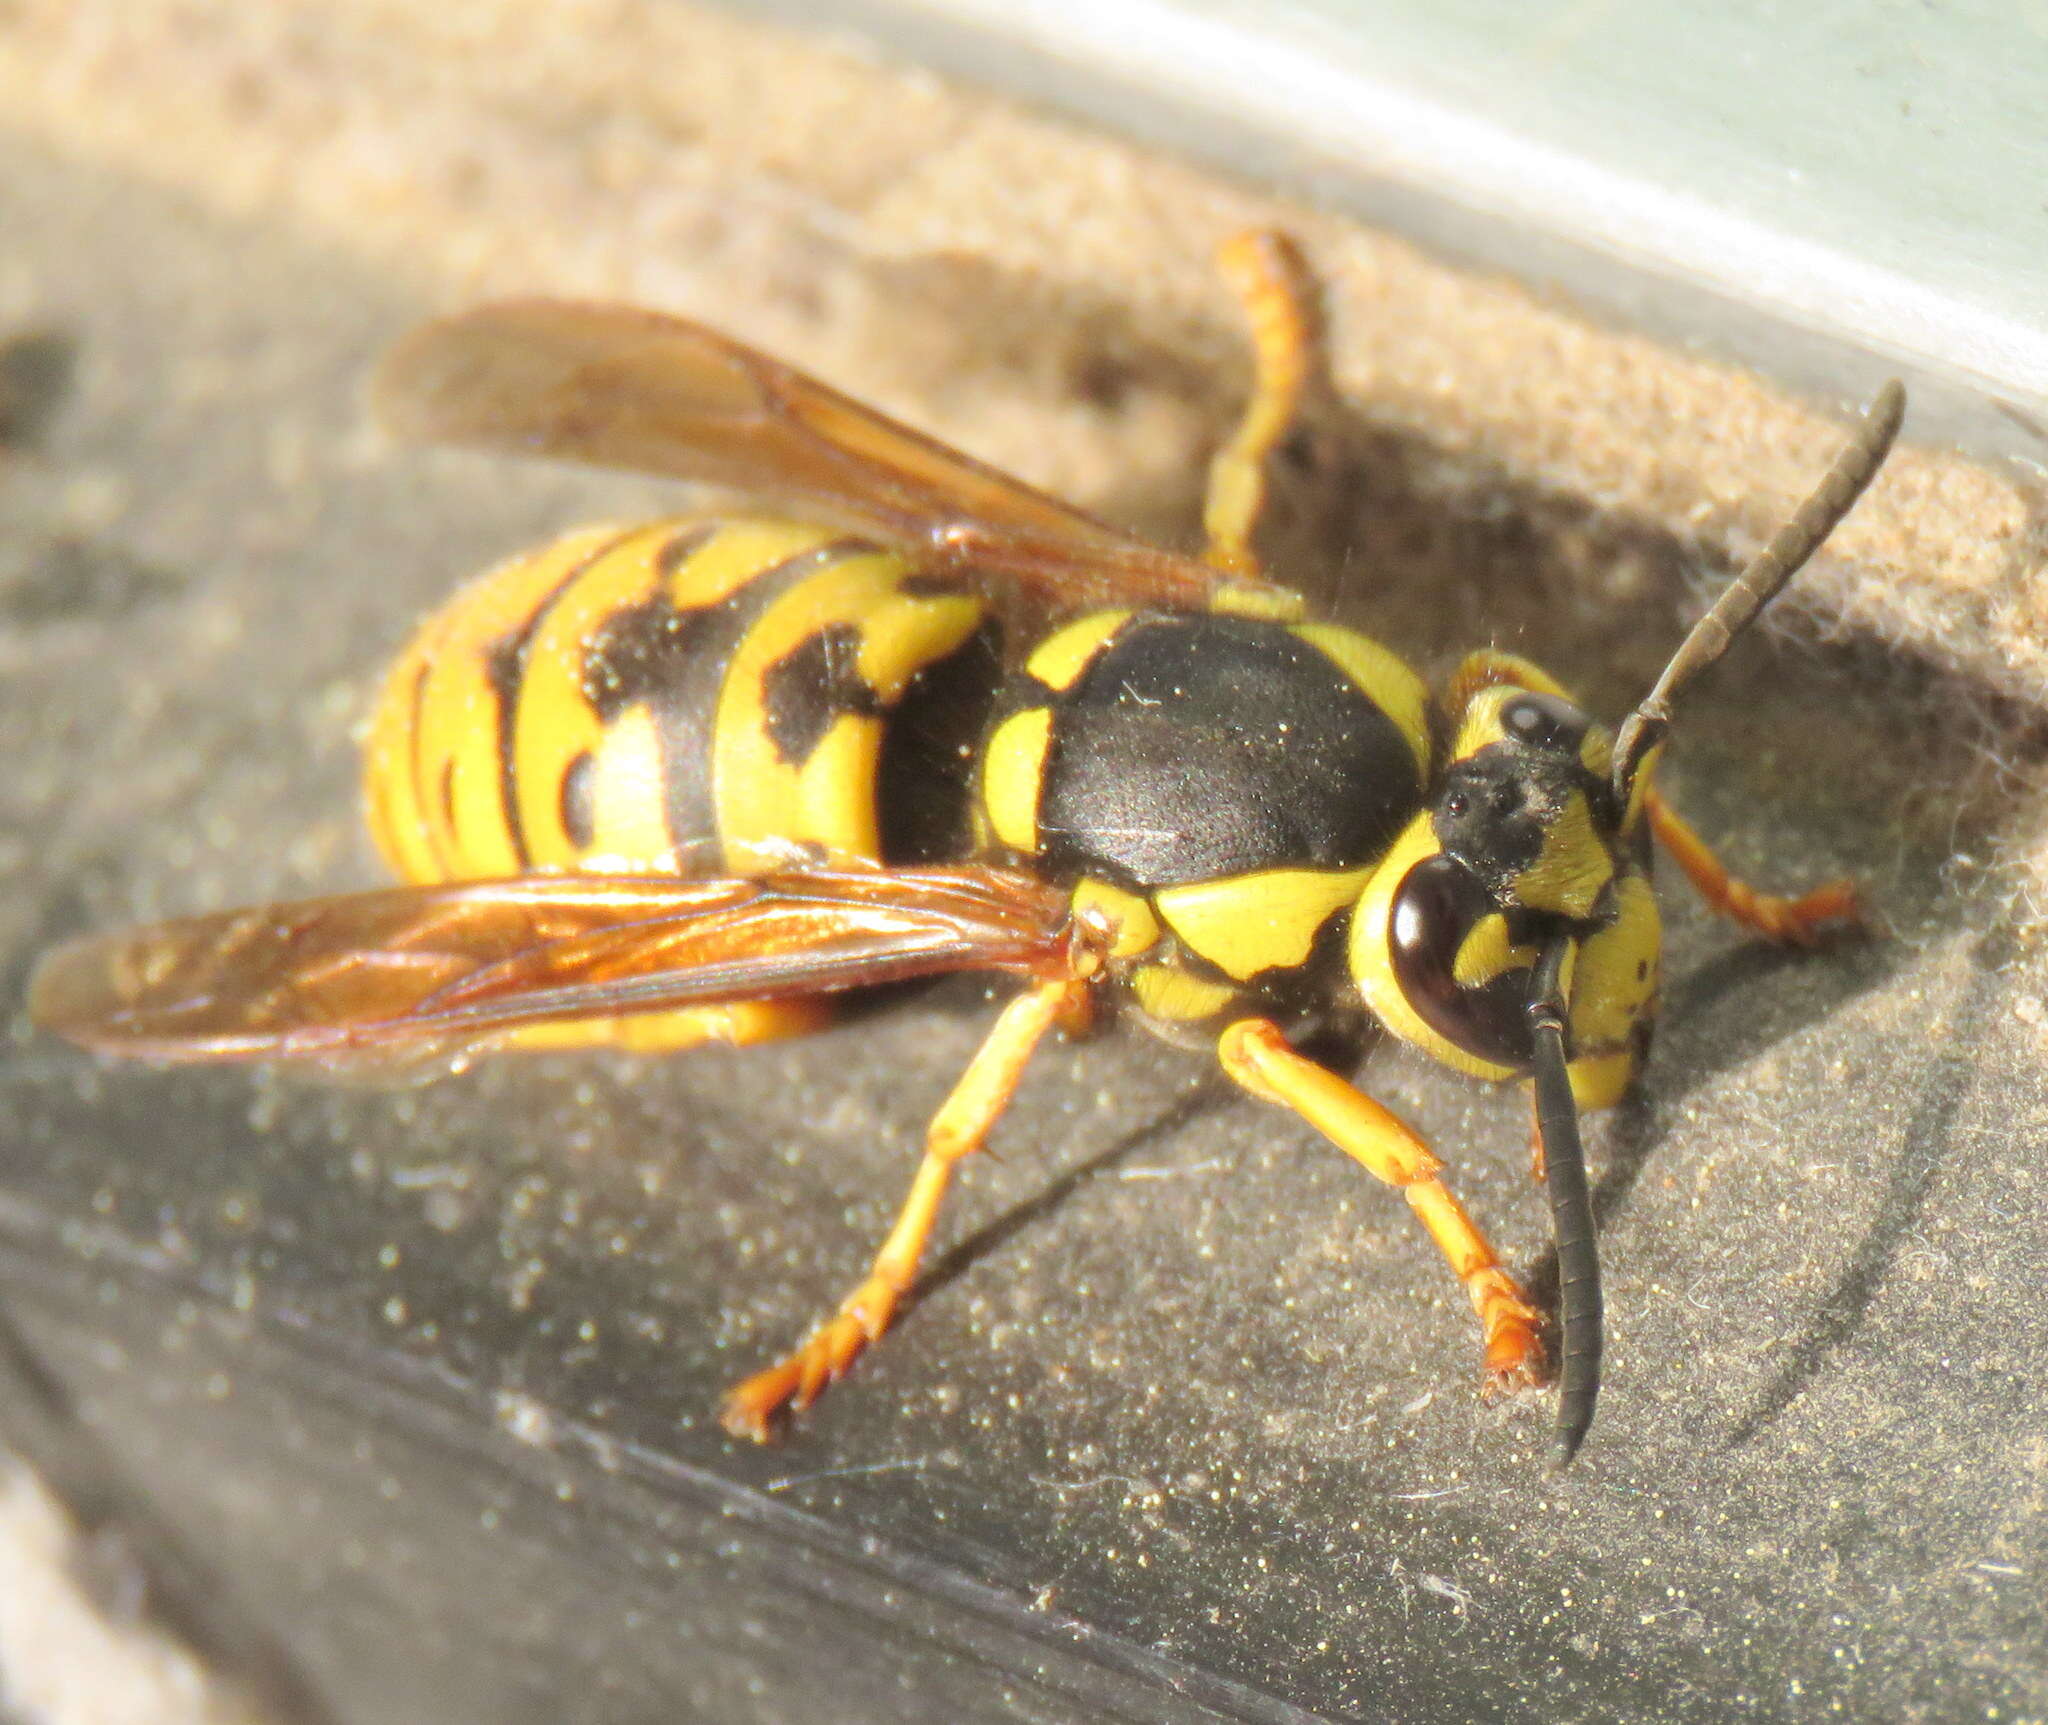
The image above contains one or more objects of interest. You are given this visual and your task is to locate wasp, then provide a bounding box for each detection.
[30,233,1902,1463]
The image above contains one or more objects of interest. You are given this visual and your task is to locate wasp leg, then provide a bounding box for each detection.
[1645,787,1863,946]
[719,974,1091,1440]
[1202,230,1332,581]
[1217,1017,1547,1393]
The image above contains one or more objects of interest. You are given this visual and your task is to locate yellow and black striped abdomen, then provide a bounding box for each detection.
[365,516,988,883]
[362,516,991,1052]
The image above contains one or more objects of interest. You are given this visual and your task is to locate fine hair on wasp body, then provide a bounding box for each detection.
[27,230,1904,1465]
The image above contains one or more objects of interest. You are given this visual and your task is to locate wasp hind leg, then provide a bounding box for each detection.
[1202,230,1335,583]
[1645,786,1863,946]
[1217,1018,1547,1392]
[719,974,1092,1440]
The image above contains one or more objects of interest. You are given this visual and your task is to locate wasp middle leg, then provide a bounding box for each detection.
[720,973,1093,1439]
[1644,787,1863,945]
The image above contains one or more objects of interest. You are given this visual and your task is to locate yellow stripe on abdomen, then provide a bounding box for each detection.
[713,550,982,868]
[364,524,637,884]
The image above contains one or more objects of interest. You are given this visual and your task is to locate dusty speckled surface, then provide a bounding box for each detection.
[3,6,2048,1723]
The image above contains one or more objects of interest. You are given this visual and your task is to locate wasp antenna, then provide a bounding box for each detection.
[1529,936,1601,1467]
[1611,379,1906,807]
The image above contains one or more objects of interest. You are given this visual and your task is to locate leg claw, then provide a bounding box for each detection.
[717,1309,876,1443]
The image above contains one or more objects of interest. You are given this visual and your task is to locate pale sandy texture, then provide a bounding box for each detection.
[0,0,2040,703]
[0,1461,264,1725]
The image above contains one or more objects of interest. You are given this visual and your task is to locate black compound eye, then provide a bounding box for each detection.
[1500,691,1587,752]
[1386,853,1536,1069]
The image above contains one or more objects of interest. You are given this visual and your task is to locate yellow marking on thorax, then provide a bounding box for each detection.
[1131,962,1241,1024]
[981,707,1054,854]
[1287,622,1432,779]
[1207,583,1306,622]
[1024,610,1130,691]
[1069,877,1160,960]
[1153,865,1371,983]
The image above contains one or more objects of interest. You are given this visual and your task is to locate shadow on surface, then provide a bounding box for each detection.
[911,1077,1236,1313]
[1724,925,2012,1446]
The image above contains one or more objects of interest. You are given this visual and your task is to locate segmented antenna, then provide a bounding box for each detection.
[1611,380,1906,807]
[1528,936,1600,1467]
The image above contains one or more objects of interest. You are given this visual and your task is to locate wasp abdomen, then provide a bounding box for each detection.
[360,516,990,1054]
[365,516,989,885]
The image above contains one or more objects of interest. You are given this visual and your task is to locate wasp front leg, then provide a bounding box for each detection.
[720,973,1093,1439]
[1216,1018,1547,1393]
[1644,786,1863,946]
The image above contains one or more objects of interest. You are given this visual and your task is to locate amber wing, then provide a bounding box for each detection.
[31,867,1079,1067]
[374,299,1295,614]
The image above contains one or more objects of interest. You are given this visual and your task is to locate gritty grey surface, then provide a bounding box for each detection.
[3,133,2047,1724]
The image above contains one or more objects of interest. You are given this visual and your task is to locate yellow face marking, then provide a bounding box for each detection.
[1567,873,1660,1081]
[1621,740,1663,836]
[1132,962,1241,1023]
[1566,1050,1637,1111]
[981,707,1054,854]
[1154,865,1371,983]
[1450,912,1536,990]
[1069,877,1161,960]
[1449,683,1517,760]
[1287,622,1432,780]
[1440,649,1574,728]
[1577,723,1615,783]
[1515,790,1614,920]
[1023,610,1130,692]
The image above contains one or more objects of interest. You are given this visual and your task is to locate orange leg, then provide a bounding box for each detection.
[1645,787,1862,946]
[719,975,1090,1440]
[1217,1017,1547,1392]
[1203,230,1331,582]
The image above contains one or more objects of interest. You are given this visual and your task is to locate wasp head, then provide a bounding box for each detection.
[1431,686,1622,926]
